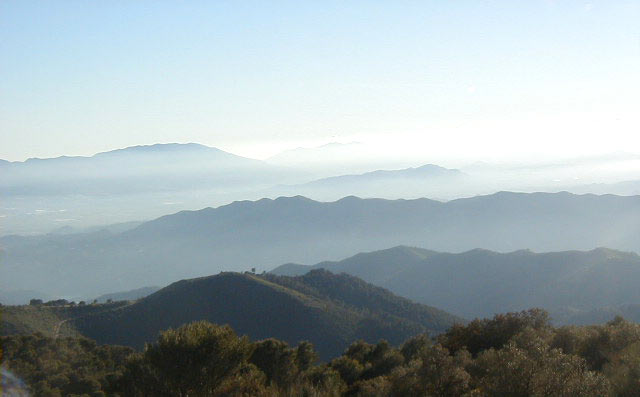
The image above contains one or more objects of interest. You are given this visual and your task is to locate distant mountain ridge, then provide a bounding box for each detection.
[71,270,461,359]
[3,191,640,297]
[4,143,243,164]
[271,246,640,322]
[94,286,161,303]
[1,143,278,196]
[271,164,469,200]
[0,143,297,235]
[304,164,465,184]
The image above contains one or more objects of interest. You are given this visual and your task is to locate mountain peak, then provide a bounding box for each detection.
[94,143,222,157]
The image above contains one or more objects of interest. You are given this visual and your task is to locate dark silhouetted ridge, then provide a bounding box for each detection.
[72,271,461,359]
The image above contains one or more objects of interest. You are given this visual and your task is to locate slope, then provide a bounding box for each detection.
[274,246,640,322]
[72,271,462,360]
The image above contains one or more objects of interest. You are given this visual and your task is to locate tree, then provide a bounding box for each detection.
[400,333,433,361]
[121,321,253,396]
[391,344,471,396]
[295,341,318,372]
[474,329,610,396]
[249,339,297,388]
[330,356,364,385]
[441,308,551,356]
[603,341,640,396]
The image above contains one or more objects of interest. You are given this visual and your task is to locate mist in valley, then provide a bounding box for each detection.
[3,2,640,395]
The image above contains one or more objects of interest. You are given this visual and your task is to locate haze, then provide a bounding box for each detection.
[2,0,639,163]
[5,3,640,395]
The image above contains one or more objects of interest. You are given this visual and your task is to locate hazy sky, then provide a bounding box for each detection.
[1,1,639,162]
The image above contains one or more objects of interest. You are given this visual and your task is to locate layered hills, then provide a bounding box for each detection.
[2,192,640,298]
[272,246,640,323]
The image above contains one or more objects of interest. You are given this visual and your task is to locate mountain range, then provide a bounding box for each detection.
[0,143,465,235]
[2,191,640,299]
[5,142,639,236]
[272,164,472,201]
[272,245,640,323]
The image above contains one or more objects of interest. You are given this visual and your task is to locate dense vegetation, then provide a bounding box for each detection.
[68,270,461,360]
[4,309,640,396]
[1,333,133,396]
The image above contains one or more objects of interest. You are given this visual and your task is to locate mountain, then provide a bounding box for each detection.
[70,270,461,360]
[1,143,278,196]
[269,245,437,281]
[0,143,297,235]
[3,191,640,297]
[307,164,464,183]
[94,286,161,303]
[265,142,422,177]
[272,246,640,322]
[273,164,472,201]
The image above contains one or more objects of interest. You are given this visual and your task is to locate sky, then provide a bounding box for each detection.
[1,0,639,162]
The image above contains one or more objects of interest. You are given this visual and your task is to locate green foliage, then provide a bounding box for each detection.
[1,301,129,338]
[250,339,298,387]
[400,333,433,361]
[473,330,609,396]
[1,333,133,396]
[390,344,472,396]
[7,311,640,396]
[441,308,551,356]
[120,321,253,396]
[603,342,640,396]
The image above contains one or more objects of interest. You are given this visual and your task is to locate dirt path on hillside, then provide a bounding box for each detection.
[53,318,70,339]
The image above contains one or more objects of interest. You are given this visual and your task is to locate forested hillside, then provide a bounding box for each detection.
[67,270,461,360]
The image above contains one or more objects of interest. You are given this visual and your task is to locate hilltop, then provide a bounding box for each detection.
[69,270,461,359]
